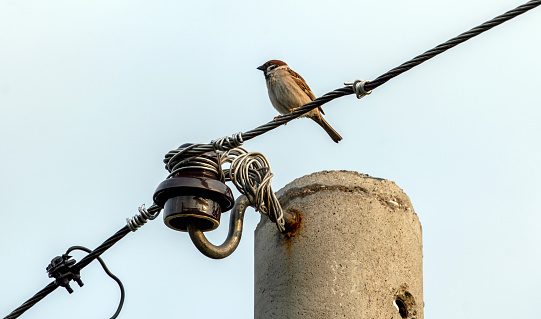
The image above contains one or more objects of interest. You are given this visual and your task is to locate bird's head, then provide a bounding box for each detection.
[257,60,288,76]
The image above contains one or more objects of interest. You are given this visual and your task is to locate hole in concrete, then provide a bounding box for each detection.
[395,285,417,318]
[394,298,408,318]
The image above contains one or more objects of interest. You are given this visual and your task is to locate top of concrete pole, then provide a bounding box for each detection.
[255,170,423,319]
[275,170,415,214]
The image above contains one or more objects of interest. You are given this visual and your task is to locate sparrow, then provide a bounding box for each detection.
[257,60,343,143]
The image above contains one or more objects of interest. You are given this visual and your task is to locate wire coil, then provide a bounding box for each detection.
[345,80,372,99]
[160,145,286,232]
[225,149,285,232]
[6,1,541,317]
[126,204,161,232]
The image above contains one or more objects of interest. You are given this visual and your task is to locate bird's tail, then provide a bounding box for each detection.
[312,115,343,143]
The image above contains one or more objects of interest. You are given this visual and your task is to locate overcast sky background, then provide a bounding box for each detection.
[1,0,540,318]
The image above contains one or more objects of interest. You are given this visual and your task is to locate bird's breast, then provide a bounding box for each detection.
[266,73,312,115]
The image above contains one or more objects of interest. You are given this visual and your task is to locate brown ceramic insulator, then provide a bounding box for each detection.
[154,145,235,232]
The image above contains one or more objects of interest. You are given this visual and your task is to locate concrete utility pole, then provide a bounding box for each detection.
[254,171,423,319]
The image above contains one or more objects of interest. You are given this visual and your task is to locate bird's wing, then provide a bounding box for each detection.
[287,68,316,101]
[287,68,325,114]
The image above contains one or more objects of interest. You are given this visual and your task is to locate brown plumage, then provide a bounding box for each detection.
[257,60,343,143]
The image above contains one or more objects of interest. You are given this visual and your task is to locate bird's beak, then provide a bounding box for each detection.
[257,64,266,71]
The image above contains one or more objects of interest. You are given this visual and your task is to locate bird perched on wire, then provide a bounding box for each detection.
[257,60,343,143]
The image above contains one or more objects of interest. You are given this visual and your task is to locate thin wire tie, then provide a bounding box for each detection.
[126,204,161,232]
[211,132,244,152]
[344,79,372,99]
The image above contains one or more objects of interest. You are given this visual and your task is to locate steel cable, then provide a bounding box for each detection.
[4,0,541,317]
[164,0,541,167]
[364,0,541,91]
[3,283,58,319]
[4,226,132,319]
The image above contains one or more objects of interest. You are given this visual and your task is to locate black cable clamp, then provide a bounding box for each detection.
[46,254,83,294]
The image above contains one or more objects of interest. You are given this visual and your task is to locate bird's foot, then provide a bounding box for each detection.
[273,115,288,125]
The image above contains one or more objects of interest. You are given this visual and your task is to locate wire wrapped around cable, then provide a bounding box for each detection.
[225,149,285,232]
[162,146,286,232]
[162,0,541,164]
[5,1,541,317]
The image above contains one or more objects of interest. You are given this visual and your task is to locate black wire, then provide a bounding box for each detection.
[4,1,541,318]
[3,283,58,319]
[66,246,125,319]
[73,226,131,270]
[365,0,541,91]
[3,226,131,319]
[165,0,541,165]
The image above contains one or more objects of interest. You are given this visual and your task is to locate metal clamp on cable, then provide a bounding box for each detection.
[46,254,83,294]
[345,79,372,99]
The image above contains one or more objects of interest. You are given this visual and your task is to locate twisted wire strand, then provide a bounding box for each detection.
[158,0,541,235]
[219,147,246,181]
[4,226,132,319]
[162,134,245,175]
[365,0,541,91]
[162,0,540,165]
[127,204,162,232]
[5,1,541,318]
[227,149,285,232]
[170,156,220,178]
[73,226,131,272]
[5,204,161,319]
[3,283,58,319]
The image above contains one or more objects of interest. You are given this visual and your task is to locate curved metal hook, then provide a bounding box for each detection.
[187,195,250,259]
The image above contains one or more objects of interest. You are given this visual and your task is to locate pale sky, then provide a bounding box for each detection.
[1,0,540,318]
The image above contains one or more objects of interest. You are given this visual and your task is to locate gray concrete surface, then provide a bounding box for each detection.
[254,171,423,319]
